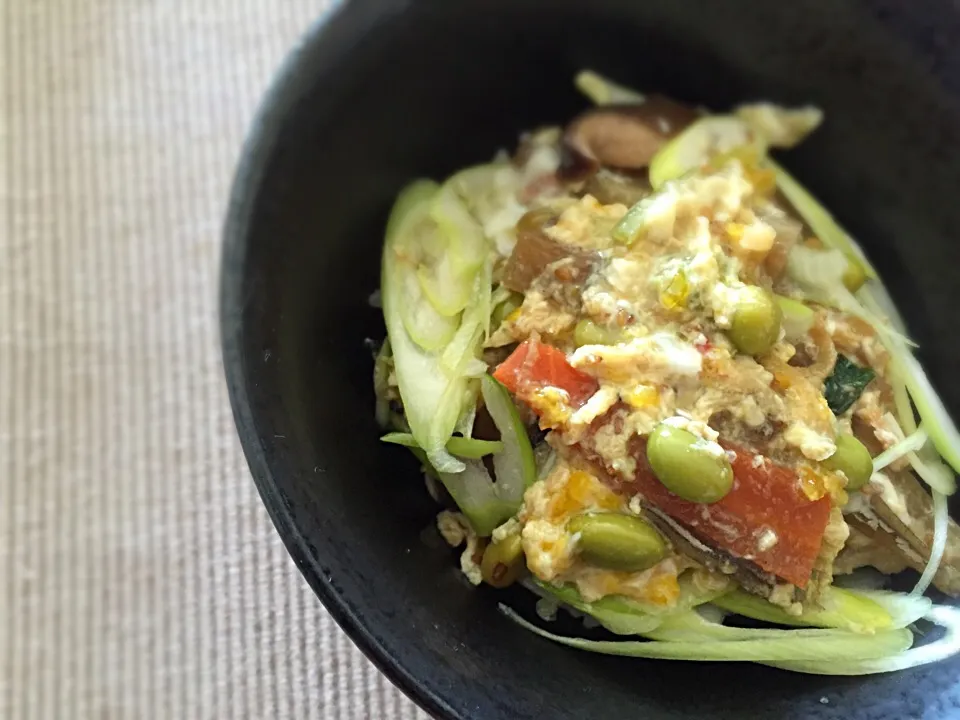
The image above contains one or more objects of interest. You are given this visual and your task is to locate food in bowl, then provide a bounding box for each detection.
[372,71,960,673]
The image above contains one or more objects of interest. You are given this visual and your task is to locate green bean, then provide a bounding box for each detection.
[567,512,667,572]
[480,533,525,588]
[646,423,734,503]
[728,286,782,356]
[824,433,873,490]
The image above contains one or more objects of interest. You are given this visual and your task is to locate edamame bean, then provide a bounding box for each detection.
[842,255,868,293]
[480,533,525,588]
[567,512,667,571]
[728,286,782,356]
[824,433,873,490]
[646,423,734,503]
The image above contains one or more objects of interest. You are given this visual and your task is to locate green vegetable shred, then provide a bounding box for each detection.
[824,355,876,415]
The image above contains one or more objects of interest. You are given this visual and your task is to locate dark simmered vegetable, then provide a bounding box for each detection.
[501,209,598,293]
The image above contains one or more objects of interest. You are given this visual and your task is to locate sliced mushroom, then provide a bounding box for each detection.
[644,506,780,600]
[835,515,921,577]
[559,97,699,182]
[501,208,599,293]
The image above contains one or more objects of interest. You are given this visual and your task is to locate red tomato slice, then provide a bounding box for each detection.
[493,339,598,408]
[581,423,830,588]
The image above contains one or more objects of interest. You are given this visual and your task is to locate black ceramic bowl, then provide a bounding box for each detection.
[222,1,960,717]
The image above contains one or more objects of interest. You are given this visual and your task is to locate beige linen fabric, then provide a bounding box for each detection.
[1,2,428,718]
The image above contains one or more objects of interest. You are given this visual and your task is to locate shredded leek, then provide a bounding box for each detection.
[481,375,537,504]
[872,428,929,472]
[430,180,488,277]
[440,462,517,536]
[500,604,912,664]
[528,581,664,636]
[887,344,960,482]
[785,245,914,347]
[838,590,932,629]
[711,587,893,634]
[769,158,877,278]
[418,375,537,535]
[441,256,493,376]
[767,604,960,675]
[913,489,949,596]
[574,70,646,106]
[648,115,756,190]
[380,432,503,459]
[382,181,472,473]
[530,575,728,637]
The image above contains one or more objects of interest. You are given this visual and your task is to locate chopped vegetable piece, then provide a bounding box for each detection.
[405,374,537,535]
[735,104,822,148]
[824,355,876,415]
[399,269,461,349]
[380,432,503,459]
[493,339,599,408]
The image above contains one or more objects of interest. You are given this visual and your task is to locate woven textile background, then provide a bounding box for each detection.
[1,2,428,718]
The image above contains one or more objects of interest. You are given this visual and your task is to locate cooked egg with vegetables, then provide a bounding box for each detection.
[372,70,960,674]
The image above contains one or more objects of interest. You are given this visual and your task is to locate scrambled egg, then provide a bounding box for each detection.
[569,333,703,385]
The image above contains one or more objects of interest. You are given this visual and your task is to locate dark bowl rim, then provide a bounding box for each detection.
[219,2,454,718]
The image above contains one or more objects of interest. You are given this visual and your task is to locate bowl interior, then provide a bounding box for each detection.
[222,1,960,717]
